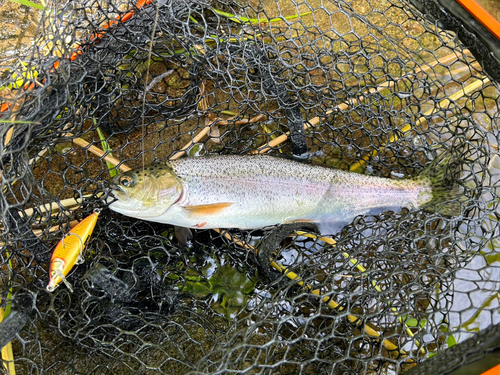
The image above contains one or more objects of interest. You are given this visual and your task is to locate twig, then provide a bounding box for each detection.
[33,220,79,237]
[251,106,341,154]
[170,114,268,160]
[170,81,212,160]
[64,134,131,172]
[170,124,213,160]
[139,69,174,99]
[171,78,266,160]
[24,195,93,216]
[214,113,267,126]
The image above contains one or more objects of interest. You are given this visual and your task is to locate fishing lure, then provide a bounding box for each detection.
[46,210,100,292]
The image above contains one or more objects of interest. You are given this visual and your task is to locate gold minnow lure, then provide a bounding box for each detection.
[46,210,100,292]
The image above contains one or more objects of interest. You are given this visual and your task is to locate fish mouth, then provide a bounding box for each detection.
[106,187,139,213]
[111,187,129,202]
[104,180,128,202]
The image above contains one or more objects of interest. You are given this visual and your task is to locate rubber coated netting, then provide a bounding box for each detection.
[0,0,499,374]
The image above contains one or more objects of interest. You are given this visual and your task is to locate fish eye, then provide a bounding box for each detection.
[119,176,135,187]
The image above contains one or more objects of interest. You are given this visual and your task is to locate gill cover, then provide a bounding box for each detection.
[112,164,183,218]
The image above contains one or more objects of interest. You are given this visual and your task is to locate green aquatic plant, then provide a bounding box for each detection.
[212,8,312,25]
[7,0,44,10]
[96,126,118,178]
[183,262,256,319]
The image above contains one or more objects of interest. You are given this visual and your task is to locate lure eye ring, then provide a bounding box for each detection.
[119,176,135,187]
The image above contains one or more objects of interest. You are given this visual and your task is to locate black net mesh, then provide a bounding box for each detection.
[0,0,499,374]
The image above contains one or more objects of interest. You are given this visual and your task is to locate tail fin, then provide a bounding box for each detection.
[416,145,465,217]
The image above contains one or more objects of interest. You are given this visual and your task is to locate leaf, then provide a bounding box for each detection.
[0,63,39,90]
[208,264,255,296]
[403,316,427,328]
[446,334,457,348]
[186,282,212,296]
[486,253,500,265]
[7,0,44,9]
[405,318,419,327]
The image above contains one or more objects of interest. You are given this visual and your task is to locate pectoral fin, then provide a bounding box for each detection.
[183,202,233,217]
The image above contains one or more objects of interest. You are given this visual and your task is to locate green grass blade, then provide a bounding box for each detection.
[7,0,44,10]
[212,9,242,23]
[96,127,117,178]
[213,8,312,25]
[446,334,457,348]
[266,11,312,23]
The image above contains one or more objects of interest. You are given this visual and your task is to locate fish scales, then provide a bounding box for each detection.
[169,155,423,228]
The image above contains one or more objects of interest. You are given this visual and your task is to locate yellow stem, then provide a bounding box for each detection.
[295,231,426,354]
[0,307,16,375]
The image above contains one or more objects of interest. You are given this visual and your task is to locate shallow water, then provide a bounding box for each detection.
[1,0,500,374]
[0,1,39,56]
[476,0,500,22]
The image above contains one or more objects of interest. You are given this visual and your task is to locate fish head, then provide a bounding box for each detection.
[109,164,183,219]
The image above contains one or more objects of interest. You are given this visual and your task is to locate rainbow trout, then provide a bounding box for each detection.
[108,154,461,234]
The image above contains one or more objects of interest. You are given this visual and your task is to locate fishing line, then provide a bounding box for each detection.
[140,0,160,173]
